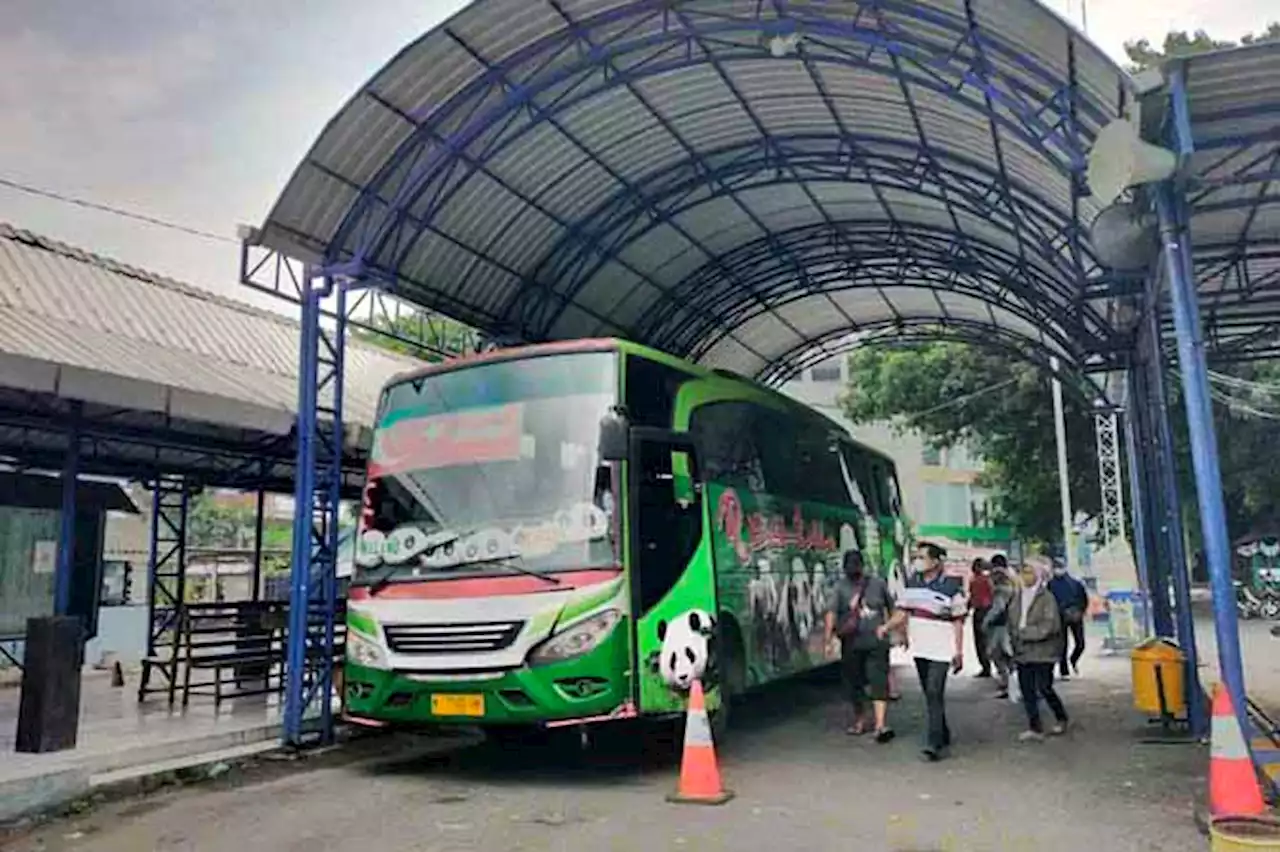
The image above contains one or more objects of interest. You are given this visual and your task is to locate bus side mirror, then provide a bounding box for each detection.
[598,408,630,462]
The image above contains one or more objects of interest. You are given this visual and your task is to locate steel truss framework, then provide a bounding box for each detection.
[255,0,1135,381]
[1093,409,1125,546]
[245,3,1279,747]
[282,274,346,745]
[138,480,191,702]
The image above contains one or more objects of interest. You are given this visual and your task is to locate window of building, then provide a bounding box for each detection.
[921,445,941,466]
[923,483,972,526]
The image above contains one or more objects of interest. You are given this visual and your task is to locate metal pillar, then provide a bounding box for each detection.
[1049,357,1076,571]
[139,478,190,701]
[1120,398,1154,637]
[1094,408,1125,546]
[54,405,81,616]
[1138,286,1205,736]
[251,488,266,602]
[1127,360,1174,638]
[283,273,347,746]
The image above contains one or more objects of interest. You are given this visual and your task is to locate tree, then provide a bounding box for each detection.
[1124,24,1280,72]
[840,344,1100,543]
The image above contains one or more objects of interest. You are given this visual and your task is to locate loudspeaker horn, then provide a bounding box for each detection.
[1089,201,1158,271]
[1086,118,1178,208]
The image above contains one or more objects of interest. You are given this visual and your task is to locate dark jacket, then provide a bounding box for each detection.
[1009,585,1064,665]
[1048,573,1088,617]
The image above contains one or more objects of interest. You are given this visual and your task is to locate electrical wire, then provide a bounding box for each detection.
[906,377,1018,419]
[0,175,239,244]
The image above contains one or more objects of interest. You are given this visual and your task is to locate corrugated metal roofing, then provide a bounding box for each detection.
[256,0,1135,382]
[0,224,422,438]
[1150,42,1280,361]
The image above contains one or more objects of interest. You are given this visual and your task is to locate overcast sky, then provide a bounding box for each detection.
[0,0,1274,309]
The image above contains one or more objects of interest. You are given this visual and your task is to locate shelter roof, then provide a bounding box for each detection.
[256,0,1135,383]
[0,224,423,492]
[1140,42,1280,363]
[0,224,419,435]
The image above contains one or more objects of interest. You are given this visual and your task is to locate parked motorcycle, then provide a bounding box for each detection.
[1260,586,1280,620]
[1237,581,1264,620]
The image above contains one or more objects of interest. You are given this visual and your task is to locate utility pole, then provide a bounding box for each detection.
[1051,357,1077,573]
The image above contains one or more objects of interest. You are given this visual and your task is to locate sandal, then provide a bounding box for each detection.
[875,727,896,744]
[846,722,866,736]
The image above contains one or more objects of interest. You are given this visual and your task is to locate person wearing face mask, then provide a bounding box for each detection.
[1048,559,1089,679]
[890,542,966,762]
[824,549,897,742]
[1009,559,1070,741]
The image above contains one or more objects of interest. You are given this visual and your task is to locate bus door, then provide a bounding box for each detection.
[627,428,717,714]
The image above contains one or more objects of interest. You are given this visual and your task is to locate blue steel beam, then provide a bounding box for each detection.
[1157,63,1237,741]
[627,220,1097,364]
[527,135,1106,342]
[53,402,81,617]
[330,1,1100,270]
[755,316,1091,391]
[1140,265,1205,735]
[322,2,1111,343]
[1126,353,1174,639]
[283,270,349,747]
[1120,388,1155,638]
[239,240,489,360]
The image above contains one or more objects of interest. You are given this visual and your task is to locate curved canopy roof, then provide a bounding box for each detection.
[258,0,1136,383]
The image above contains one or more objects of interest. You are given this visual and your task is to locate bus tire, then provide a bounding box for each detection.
[711,620,746,742]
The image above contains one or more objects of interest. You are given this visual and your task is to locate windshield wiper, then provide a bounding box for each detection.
[364,561,405,597]
[362,551,561,595]
[461,555,562,586]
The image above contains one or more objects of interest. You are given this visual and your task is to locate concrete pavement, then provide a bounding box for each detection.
[1,641,1207,852]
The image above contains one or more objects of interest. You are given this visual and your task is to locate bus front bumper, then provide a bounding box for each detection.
[342,634,631,727]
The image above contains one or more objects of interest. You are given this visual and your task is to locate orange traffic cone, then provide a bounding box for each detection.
[667,679,733,806]
[1209,682,1267,819]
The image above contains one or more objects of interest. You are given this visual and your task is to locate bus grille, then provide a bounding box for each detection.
[382,621,524,655]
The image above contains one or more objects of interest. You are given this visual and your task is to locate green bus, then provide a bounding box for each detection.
[343,339,909,735]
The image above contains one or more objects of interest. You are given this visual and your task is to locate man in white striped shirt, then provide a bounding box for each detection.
[884,541,967,761]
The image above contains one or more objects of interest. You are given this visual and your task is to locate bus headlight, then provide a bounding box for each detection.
[346,632,389,669]
[528,609,621,666]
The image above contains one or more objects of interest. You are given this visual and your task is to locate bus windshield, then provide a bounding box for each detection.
[353,351,618,585]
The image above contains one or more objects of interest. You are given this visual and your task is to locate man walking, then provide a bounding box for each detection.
[968,558,994,678]
[1048,558,1089,679]
[887,541,967,761]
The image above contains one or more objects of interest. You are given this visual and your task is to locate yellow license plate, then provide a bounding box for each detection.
[430,693,485,717]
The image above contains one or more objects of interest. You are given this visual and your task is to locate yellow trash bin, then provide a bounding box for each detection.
[1131,637,1186,717]
[1211,816,1280,851]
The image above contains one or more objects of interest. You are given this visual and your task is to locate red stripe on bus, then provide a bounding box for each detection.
[348,569,622,600]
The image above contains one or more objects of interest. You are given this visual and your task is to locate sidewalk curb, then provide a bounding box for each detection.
[0,723,282,825]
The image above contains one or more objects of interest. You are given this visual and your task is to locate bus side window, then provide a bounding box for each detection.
[690,402,765,492]
[836,444,872,518]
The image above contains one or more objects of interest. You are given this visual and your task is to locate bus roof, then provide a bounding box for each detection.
[383,337,895,469]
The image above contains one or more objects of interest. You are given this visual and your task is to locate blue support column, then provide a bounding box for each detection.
[284,276,322,745]
[1146,329,1206,736]
[1158,183,1240,739]
[53,404,81,616]
[251,488,266,602]
[283,271,348,747]
[1158,64,1241,741]
[1120,396,1154,637]
[1128,357,1175,638]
